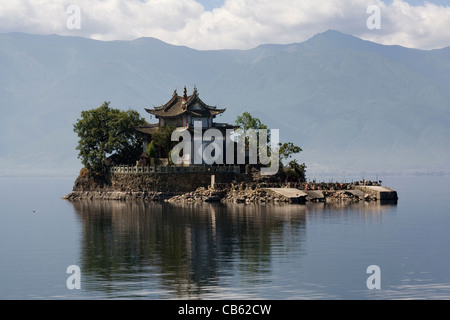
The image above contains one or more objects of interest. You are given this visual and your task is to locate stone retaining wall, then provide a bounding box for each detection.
[67,169,254,198]
[63,168,398,203]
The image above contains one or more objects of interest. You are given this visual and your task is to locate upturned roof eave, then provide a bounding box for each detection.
[144,87,227,118]
[146,108,226,118]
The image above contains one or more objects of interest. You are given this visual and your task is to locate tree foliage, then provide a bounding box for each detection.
[287,159,307,183]
[234,111,306,179]
[235,111,269,152]
[146,140,156,158]
[151,125,176,157]
[235,111,268,131]
[279,142,302,163]
[73,102,146,172]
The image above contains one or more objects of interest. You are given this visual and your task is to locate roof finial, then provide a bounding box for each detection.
[183,86,188,100]
[173,88,177,96]
[193,84,198,95]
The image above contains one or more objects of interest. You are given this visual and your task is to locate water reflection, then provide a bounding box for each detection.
[70,200,394,298]
[71,201,308,297]
[306,200,397,224]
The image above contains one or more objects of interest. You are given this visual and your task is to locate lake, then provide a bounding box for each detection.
[0,175,449,300]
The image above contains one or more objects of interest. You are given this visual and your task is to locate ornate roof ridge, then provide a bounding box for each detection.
[145,86,226,117]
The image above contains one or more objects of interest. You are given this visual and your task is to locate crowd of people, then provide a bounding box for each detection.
[301,179,382,191]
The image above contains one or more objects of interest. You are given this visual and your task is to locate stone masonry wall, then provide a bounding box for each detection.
[107,172,251,193]
[69,169,253,194]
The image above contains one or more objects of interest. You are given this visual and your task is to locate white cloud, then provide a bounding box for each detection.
[0,0,449,50]
[361,0,450,49]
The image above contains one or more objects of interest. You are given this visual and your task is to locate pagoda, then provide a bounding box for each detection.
[136,86,235,164]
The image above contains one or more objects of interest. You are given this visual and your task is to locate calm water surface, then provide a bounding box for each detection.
[0,175,449,299]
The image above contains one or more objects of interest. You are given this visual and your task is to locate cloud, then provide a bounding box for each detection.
[361,0,450,49]
[0,0,449,50]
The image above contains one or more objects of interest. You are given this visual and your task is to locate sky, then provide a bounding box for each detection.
[0,0,450,50]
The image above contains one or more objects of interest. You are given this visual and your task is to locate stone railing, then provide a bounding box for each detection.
[109,165,241,175]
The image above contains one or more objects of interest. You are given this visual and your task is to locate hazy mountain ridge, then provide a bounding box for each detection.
[1,30,449,177]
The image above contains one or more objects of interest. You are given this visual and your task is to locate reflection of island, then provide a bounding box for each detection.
[70,201,308,297]
[307,199,397,212]
[306,200,397,225]
[70,200,394,297]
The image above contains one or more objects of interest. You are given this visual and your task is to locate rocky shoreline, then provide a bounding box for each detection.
[63,168,397,204]
[64,181,396,204]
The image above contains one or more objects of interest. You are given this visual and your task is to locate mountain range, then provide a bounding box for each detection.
[1,30,449,178]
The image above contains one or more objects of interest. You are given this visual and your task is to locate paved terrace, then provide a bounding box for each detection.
[265,188,308,199]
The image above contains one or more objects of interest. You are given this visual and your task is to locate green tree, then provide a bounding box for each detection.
[151,125,176,157]
[235,111,268,132]
[234,111,306,178]
[235,111,269,153]
[278,142,306,182]
[73,102,146,172]
[146,140,156,158]
[288,159,307,182]
[279,142,302,163]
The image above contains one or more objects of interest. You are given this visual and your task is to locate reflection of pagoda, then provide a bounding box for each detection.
[70,200,307,297]
[136,86,236,164]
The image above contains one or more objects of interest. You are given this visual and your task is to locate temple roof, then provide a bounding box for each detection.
[135,123,159,135]
[145,86,226,118]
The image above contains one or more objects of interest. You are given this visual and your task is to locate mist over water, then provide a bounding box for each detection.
[0,175,449,299]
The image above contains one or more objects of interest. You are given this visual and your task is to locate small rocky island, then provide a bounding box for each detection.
[63,166,398,204]
[65,87,398,204]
